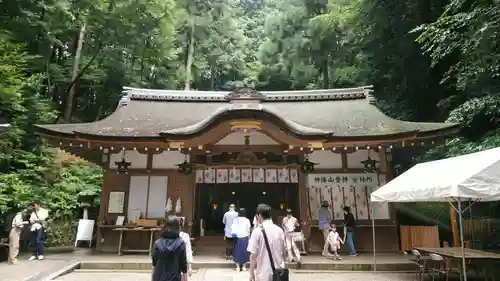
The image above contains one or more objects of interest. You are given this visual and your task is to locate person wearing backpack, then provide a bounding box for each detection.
[8,204,27,265]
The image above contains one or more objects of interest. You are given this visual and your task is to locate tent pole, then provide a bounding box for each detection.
[457,200,468,281]
[371,207,376,272]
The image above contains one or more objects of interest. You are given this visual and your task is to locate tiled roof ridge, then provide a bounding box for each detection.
[119,86,374,104]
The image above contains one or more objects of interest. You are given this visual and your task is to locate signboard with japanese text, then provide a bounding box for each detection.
[307,173,390,221]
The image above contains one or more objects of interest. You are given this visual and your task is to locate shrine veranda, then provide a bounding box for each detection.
[35,86,458,253]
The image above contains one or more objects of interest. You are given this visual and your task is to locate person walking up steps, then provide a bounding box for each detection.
[222,204,238,260]
[281,209,300,263]
[151,216,188,281]
[232,208,251,271]
[248,204,288,281]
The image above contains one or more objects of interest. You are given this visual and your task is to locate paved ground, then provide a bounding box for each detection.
[0,251,414,281]
[54,269,415,281]
[0,258,72,281]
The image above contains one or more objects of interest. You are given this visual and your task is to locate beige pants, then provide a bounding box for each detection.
[285,233,300,261]
[321,229,329,256]
[8,228,22,264]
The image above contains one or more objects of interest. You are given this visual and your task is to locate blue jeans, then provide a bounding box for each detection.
[31,228,45,256]
[346,232,356,254]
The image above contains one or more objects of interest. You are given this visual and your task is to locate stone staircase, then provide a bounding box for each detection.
[194,236,226,256]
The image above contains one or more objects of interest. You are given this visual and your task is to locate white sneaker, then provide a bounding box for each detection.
[29,256,37,261]
[38,255,44,260]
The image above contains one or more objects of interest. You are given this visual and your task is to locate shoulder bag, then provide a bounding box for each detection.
[34,211,46,228]
[261,227,289,281]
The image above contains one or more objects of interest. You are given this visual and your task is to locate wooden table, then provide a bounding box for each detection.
[416,247,500,259]
[113,227,162,256]
[415,247,500,281]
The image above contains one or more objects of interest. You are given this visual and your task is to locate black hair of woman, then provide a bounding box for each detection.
[161,215,181,238]
[238,208,246,217]
[12,204,24,212]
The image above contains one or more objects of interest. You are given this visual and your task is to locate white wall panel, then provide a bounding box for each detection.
[147,176,168,218]
[308,151,342,169]
[127,176,149,220]
[152,151,189,169]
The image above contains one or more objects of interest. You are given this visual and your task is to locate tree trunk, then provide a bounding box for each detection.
[322,56,329,89]
[63,21,87,123]
[95,105,103,121]
[184,20,196,90]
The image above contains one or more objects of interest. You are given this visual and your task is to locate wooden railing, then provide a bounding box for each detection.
[400,225,440,252]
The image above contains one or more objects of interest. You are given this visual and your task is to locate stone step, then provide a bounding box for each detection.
[78,261,416,272]
[73,269,201,274]
[73,268,413,274]
[195,237,226,245]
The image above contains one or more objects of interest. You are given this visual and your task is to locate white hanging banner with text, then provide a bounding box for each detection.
[195,168,299,184]
[307,173,390,221]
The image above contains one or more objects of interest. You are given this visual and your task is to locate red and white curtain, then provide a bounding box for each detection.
[195,168,299,184]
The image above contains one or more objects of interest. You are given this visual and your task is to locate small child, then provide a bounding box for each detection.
[326,225,344,260]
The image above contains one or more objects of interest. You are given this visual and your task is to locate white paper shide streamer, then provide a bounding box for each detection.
[175,197,182,214]
[166,198,173,213]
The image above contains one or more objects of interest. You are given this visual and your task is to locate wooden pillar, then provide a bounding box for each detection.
[450,204,460,246]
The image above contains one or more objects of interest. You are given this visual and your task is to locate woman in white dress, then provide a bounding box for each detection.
[178,217,193,276]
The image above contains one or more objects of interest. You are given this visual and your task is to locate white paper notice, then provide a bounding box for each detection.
[108,191,125,214]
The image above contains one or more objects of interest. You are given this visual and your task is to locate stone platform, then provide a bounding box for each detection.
[77,252,415,272]
[55,269,417,281]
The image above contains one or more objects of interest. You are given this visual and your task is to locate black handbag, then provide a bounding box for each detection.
[261,227,289,281]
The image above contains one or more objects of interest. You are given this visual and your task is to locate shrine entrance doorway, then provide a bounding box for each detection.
[195,183,299,236]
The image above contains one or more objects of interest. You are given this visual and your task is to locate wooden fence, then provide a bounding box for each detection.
[462,219,491,241]
[400,225,440,252]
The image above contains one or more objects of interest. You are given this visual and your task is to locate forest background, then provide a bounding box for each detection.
[1,0,499,246]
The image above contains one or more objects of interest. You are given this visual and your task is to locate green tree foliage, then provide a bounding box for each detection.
[2,0,500,244]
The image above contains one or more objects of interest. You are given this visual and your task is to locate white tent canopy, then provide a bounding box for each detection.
[371,146,500,202]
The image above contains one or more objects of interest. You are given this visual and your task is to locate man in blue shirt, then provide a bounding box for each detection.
[222,204,238,259]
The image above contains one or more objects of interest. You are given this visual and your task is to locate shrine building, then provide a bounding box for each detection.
[36,86,458,253]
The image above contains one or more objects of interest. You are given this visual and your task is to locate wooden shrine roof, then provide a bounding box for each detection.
[35,86,459,142]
